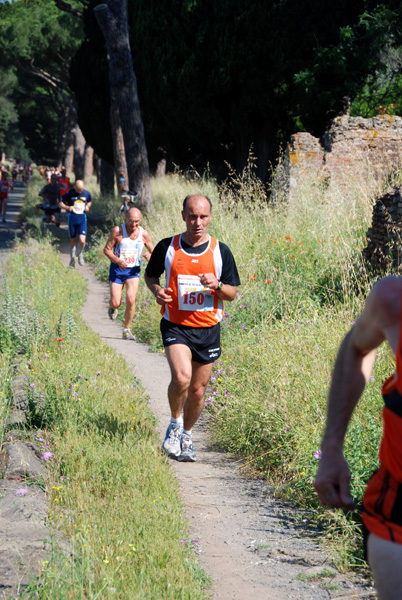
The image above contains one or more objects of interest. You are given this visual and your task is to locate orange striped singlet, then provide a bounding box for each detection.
[362,297,402,543]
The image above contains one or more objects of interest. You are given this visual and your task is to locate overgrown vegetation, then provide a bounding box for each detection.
[0,240,209,599]
[84,162,396,571]
[4,162,398,578]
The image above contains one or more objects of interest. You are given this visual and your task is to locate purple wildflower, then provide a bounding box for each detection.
[41,452,53,461]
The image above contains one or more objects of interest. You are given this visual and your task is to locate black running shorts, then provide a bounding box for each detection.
[160,318,221,364]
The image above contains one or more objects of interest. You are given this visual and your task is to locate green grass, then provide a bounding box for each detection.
[110,167,392,570]
[14,160,398,574]
[0,240,209,599]
[294,567,336,581]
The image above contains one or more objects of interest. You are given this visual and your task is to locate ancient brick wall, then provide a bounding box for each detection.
[362,184,402,274]
[286,115,402,197]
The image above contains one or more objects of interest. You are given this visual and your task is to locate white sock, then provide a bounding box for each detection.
[71,246,76,258]
[183,428,192,437]
[77,244,84,257]
[171,416,183,427]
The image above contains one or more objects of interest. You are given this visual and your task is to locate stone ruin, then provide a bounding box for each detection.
[286,114,402,198]
[286,114,402,274]
[362,184,402,274]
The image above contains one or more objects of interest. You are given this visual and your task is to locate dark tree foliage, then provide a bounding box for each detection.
[70,40,113,165]
[14,73,60,164]
[350,6,402,117]
[0,0,83,163]
[71,0,402,181]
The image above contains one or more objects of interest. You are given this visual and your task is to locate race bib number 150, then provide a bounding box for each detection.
[177,275,214,312]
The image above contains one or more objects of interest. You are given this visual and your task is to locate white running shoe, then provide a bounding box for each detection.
[78,255,85,266]
[162,422,182,458]
[108,307,118,320]
[122,328,136,340]
[178,432,196,462]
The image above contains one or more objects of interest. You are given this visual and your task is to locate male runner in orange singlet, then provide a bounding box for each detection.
[144,194,240,462]
[315,276,402,600]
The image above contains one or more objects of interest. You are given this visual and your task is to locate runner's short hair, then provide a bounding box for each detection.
[183,194,212,213]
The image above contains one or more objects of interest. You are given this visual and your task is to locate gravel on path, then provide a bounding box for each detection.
[0,188,378,599]
[57,240,377,600]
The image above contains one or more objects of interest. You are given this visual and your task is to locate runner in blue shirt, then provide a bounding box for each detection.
[59,180,92,268]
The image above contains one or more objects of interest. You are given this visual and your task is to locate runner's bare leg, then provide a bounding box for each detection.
[165,345,212,430]
[165,344,193,418]
[367,533,402,600]
[124,277,140,329]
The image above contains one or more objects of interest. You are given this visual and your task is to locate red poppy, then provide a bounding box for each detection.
[265,279,271,284]
[57,338,64,342]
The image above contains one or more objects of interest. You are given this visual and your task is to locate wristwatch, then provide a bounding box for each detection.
[217,281,223,291]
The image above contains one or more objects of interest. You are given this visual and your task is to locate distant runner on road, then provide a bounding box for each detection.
[144,194,240,462]
[37,173,61,226]
[59,180,92,268]
[0,171,13,223]
[58,167,70,198]
[103,207,154,341]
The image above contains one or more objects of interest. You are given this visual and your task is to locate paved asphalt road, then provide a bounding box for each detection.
[0,181,24,254]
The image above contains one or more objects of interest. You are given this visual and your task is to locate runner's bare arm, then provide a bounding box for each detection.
[59,199,73,212]
[142,230,154,261]
[144,273,173,305]
[314,278,401,510]
[198,273,237,301]
[84,201,92,212]
[103,227,127,268]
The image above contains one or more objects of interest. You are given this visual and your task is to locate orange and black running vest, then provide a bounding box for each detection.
[161,234,223,328]
[362,302,402,543]
[59,176,69,197]
[0,180,10,199]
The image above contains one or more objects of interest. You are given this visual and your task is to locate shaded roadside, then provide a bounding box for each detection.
[0,181,25,257]
[0,183,54,599]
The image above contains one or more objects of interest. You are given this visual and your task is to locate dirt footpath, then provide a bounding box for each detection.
[57,243,377,600]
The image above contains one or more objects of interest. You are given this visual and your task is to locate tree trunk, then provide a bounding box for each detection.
[64,134,74,176]
[100,159,115,196]
[254,124,274,184]
[155,158,166,178]
[57,106,70,168]
[155,145,167,178]
[110,90,128,194]
[94,0,153,213]
[73,124,86,180]
[94,156,101,184]
[84,145,94,180]
[62,109,75,175]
